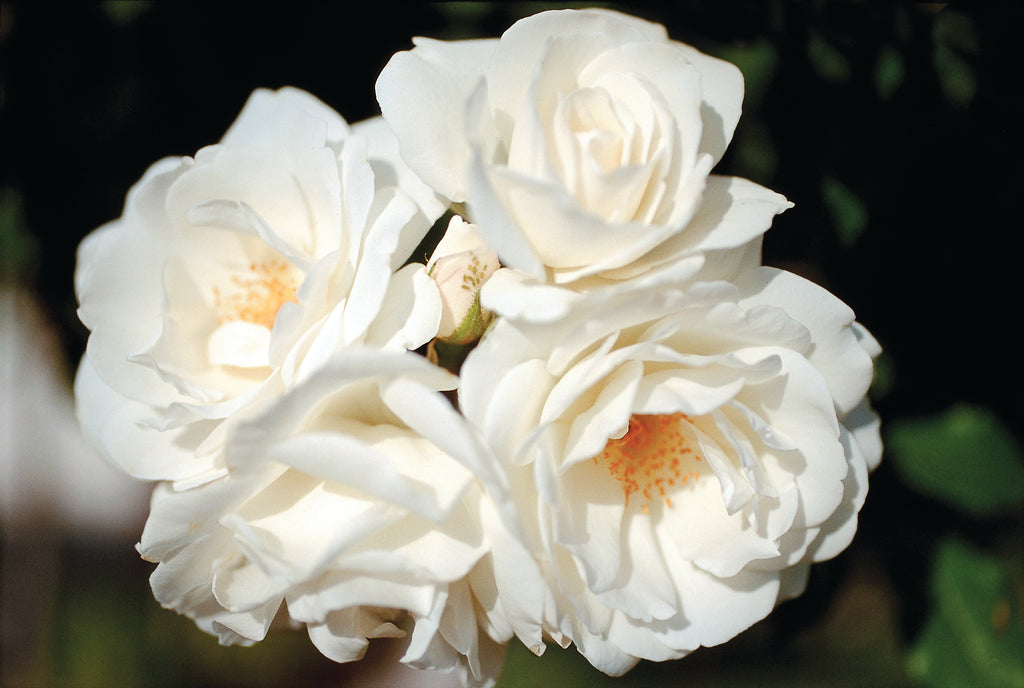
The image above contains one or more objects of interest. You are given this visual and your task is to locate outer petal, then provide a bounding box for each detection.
[736,268,876,415]
[221,86,350,150]
[658,546,780,648]
[352,115,448,222]
[673,43,744,164]
[74,357,216,481]
[76,161,187,408]
[376,37,498,200]
[307,607,404,663]
[608,176,792,281]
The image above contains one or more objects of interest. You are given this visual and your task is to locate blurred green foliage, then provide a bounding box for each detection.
[807,32,851,83]
[29,544,342,687]
[821,176,868,249]
[100,0,154,27]
[887,405,1024,519]
[875,45,906,102]
[0,188,37,283]
[931,10,978,108]
[907,539,1024,688]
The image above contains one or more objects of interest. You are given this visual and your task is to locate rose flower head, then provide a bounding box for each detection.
[459,267,881,675]
[377,9,792,320]
[137,349,516,687]
[75,87,442,488]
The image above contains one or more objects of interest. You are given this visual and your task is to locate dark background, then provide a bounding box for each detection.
[2,2,1021,686]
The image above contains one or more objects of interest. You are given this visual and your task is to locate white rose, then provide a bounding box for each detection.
[377,9,792,312]
[74,87,442,487]
[458,268,881,674]
[427,216,500,344]
[138,349,514,687]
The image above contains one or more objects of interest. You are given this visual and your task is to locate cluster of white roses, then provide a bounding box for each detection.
[74,9,880,687]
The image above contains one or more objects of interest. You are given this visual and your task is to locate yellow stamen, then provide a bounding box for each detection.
[594,412,702,512]
[213,261,298,329]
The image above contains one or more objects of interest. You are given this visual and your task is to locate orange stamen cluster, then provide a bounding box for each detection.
[594,412,702,514]
[213,261,298,329]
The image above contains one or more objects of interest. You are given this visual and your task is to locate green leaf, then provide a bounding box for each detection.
[807,33,850,83]
[887,404,1024,517]
[932,10,977,108]
[907,613,989,688]
[821,176,868,248]
[875,45,906,102]
[934,48,976,109]
[933,10,979,55]
[907,539,1024,688]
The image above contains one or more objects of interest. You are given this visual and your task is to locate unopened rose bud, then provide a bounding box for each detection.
[427,215,500,344]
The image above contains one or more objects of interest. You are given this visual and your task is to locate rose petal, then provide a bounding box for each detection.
[376,37,498,200]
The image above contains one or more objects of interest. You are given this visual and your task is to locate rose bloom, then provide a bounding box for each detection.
[458,267,881,674]
[377,9,791,319]
[74,87,443,488]
[137,350,512,686]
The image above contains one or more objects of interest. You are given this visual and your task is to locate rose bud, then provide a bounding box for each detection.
[427,215,500,344]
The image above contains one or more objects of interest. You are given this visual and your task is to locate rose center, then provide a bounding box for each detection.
[213,261,298,329]
[595,412,702,513]
[567,88,627,173]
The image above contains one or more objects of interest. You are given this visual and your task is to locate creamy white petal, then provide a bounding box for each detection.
[479,269,580,322]
[77,173,187,408]
[352,115,448,222]
[737,268,875,415]
[376,38,498,200]
[485,10,655,119]
[613,176,792,281]
[344,186,421,345]
[572,625,642,676]
[307,607,405,663]
[364,264,442,351]
[75,358,215,481]
[221,86,350,151]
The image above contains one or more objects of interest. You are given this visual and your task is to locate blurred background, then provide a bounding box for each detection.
[1,2,1021,686]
